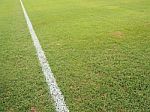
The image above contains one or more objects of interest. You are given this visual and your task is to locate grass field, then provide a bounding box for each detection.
[1,0,150,111]
[0,0,55,111]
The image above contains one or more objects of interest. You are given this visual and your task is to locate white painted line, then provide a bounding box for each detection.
[19,0,69,112]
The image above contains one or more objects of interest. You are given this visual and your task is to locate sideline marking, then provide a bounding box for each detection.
[20,0,69,112]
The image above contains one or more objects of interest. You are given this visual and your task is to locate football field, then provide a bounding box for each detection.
[1,0,150,111]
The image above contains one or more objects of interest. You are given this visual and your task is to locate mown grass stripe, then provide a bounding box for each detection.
[20,0,69,111]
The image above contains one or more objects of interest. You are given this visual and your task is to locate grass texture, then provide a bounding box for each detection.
[0,0,150,111]
[23,0,150,111]
[0,0,55,111]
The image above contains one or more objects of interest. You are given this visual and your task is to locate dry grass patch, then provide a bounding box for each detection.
[111,31,124,38]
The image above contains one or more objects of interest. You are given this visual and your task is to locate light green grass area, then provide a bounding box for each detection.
[0,0,55,111]
[23,0,150,111]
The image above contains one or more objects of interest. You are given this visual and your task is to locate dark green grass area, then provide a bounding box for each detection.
[0,0,55,111]
[23,0,150,111]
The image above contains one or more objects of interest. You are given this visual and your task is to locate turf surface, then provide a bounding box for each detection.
[0,0,55,111]
[1,0,150,111]
[23,0,150,111]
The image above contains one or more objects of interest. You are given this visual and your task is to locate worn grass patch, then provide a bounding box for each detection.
[111,31,124,38]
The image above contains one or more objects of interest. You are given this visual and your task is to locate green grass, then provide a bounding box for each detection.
[23,0,150,111]
[0,0,55,111]
[1,0,150,111]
